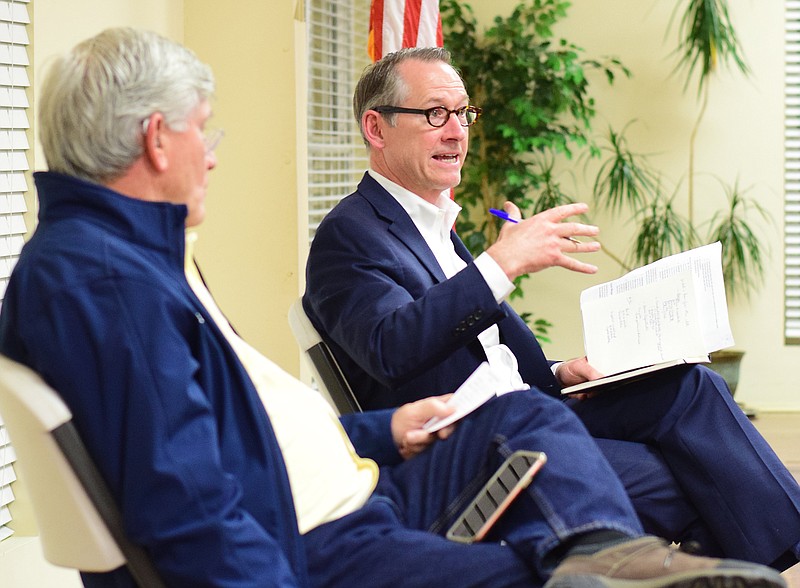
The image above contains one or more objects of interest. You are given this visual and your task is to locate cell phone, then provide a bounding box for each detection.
[446,450,547,544]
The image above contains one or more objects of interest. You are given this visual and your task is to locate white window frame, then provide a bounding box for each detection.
[0,0,30,542]
[305,0,370,243]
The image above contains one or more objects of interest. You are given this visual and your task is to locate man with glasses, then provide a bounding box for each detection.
[303,46,800,576]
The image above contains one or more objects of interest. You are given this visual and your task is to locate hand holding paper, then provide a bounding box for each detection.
[423,362,525,432]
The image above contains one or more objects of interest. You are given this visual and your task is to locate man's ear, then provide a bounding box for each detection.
[362,110,386,149]
[142,113,169,172]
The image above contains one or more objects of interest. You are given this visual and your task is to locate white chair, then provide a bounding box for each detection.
[288,298,362,414]
[0,354,164,587]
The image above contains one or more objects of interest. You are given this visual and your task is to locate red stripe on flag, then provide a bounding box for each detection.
[369,0,443,60]
[368,0,385,62]
[403,0,423,49]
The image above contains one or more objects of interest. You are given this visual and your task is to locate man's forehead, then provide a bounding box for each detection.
[401,60,468,103]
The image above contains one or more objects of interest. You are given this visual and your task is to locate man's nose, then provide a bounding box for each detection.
[442,113,467,138]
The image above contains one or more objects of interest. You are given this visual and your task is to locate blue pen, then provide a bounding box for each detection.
[489,207,582,243]
[489,208,518,223]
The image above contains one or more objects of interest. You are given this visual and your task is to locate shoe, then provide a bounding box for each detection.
[543,536,786,588]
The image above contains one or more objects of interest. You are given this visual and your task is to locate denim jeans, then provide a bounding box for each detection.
[303,390,644,587]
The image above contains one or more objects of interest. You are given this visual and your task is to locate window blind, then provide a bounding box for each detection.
[306,0,370,243]
[0,0,30,542]
[786,1,800,344]
[0,412,17,541]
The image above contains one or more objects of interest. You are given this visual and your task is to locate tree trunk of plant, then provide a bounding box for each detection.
[688,83,710,228]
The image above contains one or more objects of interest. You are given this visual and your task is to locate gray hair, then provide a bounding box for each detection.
[38,27,215,184]
[353,47,456,145]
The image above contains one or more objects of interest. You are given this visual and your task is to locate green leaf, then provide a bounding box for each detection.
[704,179,772,300]
[669,0,750,95]
[593,122,659,213]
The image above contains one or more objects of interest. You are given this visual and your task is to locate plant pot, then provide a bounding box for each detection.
[708,349,756,418]
[708,349,744,396]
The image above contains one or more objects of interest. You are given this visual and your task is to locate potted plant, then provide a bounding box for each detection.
[441,0,769,407]
[589,0,770,297]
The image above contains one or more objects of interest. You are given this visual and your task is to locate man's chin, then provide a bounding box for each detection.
[186,207,206,228]
[437,173,462,191]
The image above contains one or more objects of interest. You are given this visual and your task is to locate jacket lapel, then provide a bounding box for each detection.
[357,173,448,283]
[451,232,474,265]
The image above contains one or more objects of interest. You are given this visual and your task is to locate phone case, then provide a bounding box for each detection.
[446,450,547,544]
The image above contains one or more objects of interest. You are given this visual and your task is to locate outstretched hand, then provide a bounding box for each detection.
[391,395,457,460]
[486,202,601,281]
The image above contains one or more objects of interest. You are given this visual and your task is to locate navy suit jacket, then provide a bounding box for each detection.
[304,173,559,410]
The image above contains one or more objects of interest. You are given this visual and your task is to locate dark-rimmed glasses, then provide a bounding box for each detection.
[373,105,482,128]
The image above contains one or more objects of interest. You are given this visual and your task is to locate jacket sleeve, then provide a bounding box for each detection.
[339,409,403,466]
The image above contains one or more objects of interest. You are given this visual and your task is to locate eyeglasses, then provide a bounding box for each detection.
[141,118,224,153]
[202,127,224,153]
[373,105,482,128]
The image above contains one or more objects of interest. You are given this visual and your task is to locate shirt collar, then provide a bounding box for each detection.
[368,169,461,244]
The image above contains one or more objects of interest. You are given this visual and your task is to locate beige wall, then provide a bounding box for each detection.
[186,0,304,376]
